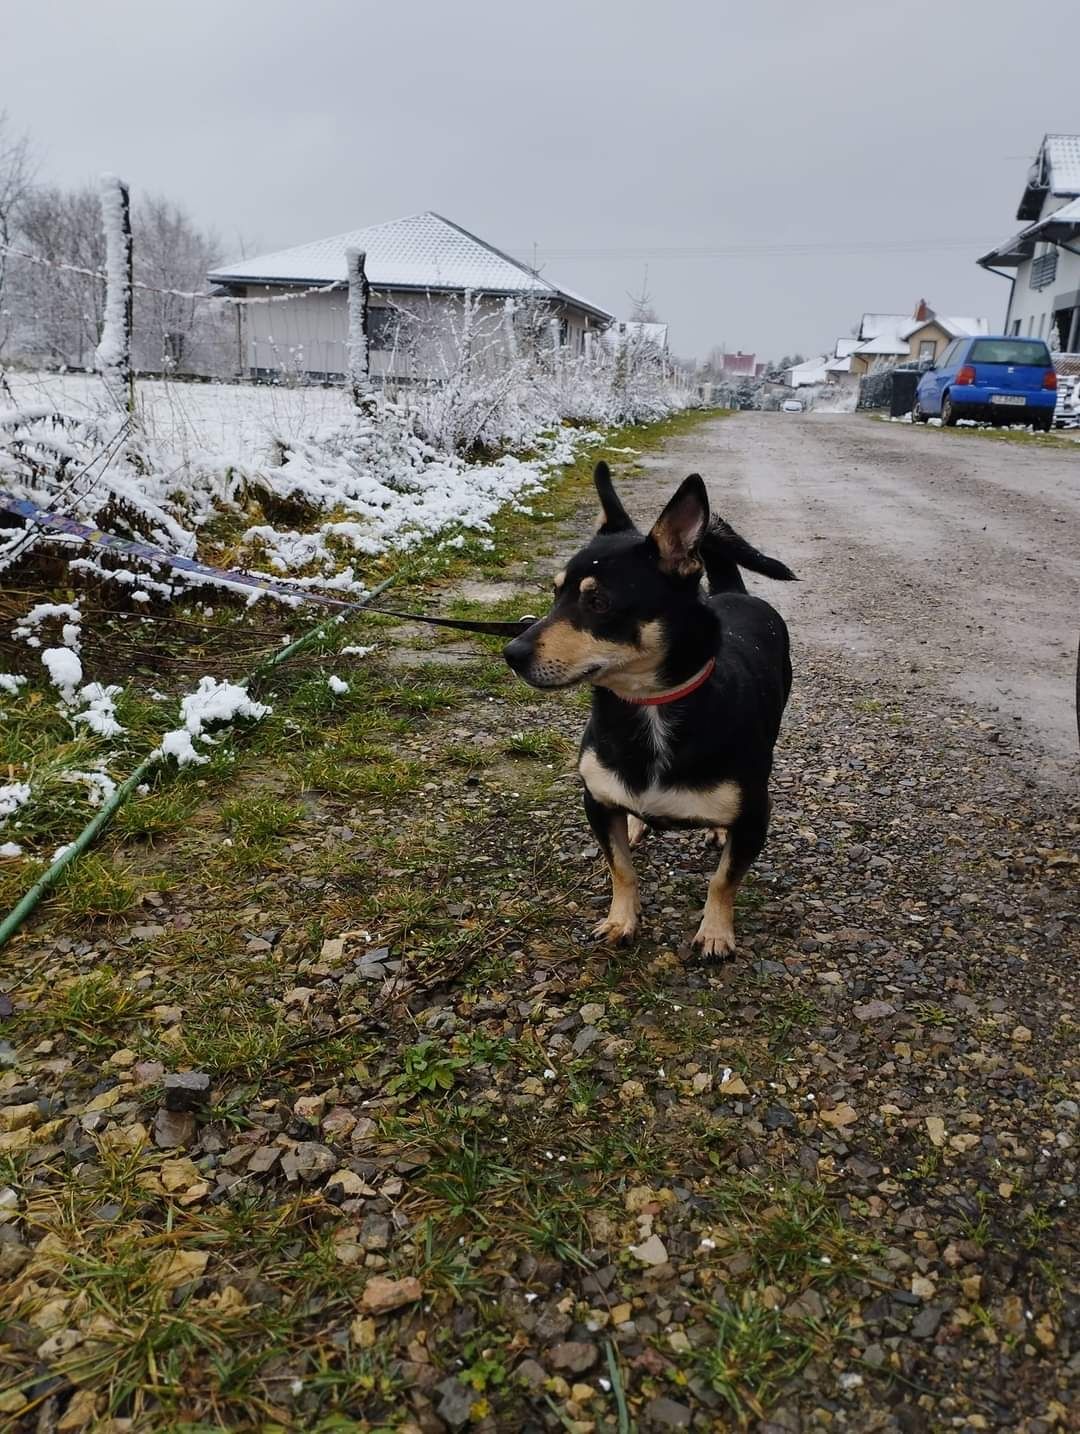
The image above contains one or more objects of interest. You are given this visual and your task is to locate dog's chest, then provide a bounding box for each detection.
[579,741,742,828]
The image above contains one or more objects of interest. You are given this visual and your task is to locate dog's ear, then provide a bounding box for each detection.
[648,474,709,576]
[594,461,635,534]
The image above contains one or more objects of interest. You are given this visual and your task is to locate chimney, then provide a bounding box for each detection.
[913,298,930,322]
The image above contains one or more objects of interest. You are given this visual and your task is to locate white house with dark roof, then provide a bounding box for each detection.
[208,211,613,381]
[978,134,1080,352]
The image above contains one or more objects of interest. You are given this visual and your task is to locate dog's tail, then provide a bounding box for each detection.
[700,517,797,595]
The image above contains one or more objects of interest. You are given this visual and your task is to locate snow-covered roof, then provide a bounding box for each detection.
[209,211,612,320]
[786,357,829,386]
[854,312,987,354]
[826,354,853,373]
[834,338,860,359]
[980,194,1080,268]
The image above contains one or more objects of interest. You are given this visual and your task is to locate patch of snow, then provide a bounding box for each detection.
[0,841,23,858]
[156,676,271,769]
[339,645,374,658]
[180,677,271,736]
[41,647,83,703]
[158,730,209,768]
[70,683,124,738]
[13,602,82,650]
[0,673,27,697]
[0,783,32,821]
[51,843,73,862]
[62,768,117,808]
[327,675,348,694]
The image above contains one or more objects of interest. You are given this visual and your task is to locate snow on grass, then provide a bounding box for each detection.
[41,647,84,703]
[62,768,118,808]
[1,782,32,821]
[70,683,124,739]
[0,841,23,858]
[156,677,272,769]
[0,673,28,696]
[327,675,348,695]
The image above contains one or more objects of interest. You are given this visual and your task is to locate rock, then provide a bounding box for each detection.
[515,1357,547,1389]
[785,1288,826,1321]
[0,1102,40,1133]
[153,1108,196,1149]
[246,1146,280,1175]
[911,1306,944,1339]
[854,1000,896,1021]
[764,1104,797,1131]
[924,1116,946,1147]
[579,1003,605,1024]
[644,1395,693,1429]
[819,1103,857,1127]
[280,1143,336,1183]
[1010,1025,1032,1044]
[162,1072,210,1111]
[360,1275,423,1314]
[572,1025,602,1055]
[629,1234,669,1266]
[548,1340,598,1374]
[434,1376,475,1430]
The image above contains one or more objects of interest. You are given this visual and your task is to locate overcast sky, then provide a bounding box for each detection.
[1,0,1074,360]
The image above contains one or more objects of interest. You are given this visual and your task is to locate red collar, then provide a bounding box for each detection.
[620,657,716,707]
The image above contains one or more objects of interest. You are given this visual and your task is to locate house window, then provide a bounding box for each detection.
[1010,319,1022,336]
[367,307,398,352]
[918,339,936,362]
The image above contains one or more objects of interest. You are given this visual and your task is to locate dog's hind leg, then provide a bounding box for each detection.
[693,799,769,958]
[584,792,640,945]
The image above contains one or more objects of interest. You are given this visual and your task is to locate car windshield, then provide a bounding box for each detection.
[968,339,1052,366]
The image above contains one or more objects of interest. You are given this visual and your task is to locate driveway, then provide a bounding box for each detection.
[628,413,1078,789]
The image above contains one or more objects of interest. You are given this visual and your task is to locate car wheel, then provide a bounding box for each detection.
[941,394,958,427]
[1033,414,1053,433]
[912,399,929,423]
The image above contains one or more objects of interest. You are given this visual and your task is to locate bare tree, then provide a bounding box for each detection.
[0,112,35,354]
[133,194,223,372]
[15,183,106,366]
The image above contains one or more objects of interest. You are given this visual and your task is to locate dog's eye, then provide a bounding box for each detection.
[582,587,610,613]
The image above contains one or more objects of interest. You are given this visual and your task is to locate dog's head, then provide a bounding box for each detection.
[503,462,711,696]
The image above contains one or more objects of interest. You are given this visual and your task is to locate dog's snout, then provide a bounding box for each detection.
[503,634,534,672]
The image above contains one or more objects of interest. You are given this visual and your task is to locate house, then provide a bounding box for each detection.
[208,211,613,382]
[977,134,1080,352]
[847,303,988,377]
[722,351,756,376]
[824,337,859,384]
[604,320,669,354]
[785,356,830,387]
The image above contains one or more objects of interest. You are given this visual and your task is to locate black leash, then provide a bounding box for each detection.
[359,607,539,638]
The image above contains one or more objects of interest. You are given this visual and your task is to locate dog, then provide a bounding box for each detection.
[503,462,795,957]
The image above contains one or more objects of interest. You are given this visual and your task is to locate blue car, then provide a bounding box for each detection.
[913,335,1058,430]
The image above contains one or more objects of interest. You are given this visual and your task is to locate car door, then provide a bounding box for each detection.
[927,340,960,411]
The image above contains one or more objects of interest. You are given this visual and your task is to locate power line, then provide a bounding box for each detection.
[514,237,998,262]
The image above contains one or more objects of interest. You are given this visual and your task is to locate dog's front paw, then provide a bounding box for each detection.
[592,913,639,946]
[692,919,736,959]
[627,815,648,849]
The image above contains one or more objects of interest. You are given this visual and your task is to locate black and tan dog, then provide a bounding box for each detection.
[504,462,794,957]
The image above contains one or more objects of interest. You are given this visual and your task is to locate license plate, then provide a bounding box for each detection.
[991,394,1026,406]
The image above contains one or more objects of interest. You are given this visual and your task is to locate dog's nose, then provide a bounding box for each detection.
[503,634,533,672]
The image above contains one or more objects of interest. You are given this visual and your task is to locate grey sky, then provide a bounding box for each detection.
[2,0,1073,360]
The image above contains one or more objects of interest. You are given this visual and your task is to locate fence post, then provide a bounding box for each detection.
[96,173,134,416]
[345,246,374,415]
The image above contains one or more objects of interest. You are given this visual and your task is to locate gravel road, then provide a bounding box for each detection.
[627,413,1079,790]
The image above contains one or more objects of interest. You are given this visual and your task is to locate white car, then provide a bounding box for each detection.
[781,399,804,413]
